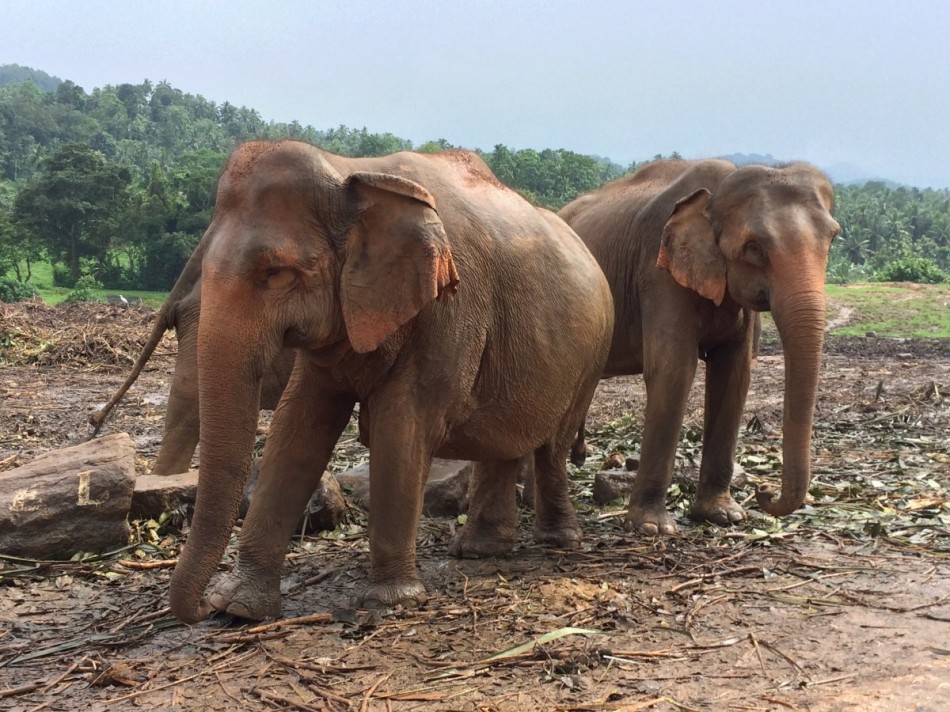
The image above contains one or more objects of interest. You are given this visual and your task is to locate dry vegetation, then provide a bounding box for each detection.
[1,300,948,711]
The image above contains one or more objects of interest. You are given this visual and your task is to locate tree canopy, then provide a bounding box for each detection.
[0,64,945,291]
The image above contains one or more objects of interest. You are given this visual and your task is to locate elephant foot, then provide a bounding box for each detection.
[448,526,517,559]
[208,568,282,620]
[624,504,678,536]
[534,522,582,550]
[360,578,428,609]
[689,493,746,526]
[570,440,591,467]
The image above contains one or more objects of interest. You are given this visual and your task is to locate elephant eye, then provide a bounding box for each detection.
[742,240,765,265]
[264,268,296,289]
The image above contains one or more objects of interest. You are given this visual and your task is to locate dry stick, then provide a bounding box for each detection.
[685,593,731,626]
[306,682,354,709]
[108,606,173,634]
[246,687,323,711]
[106,648,258,704]
[655,549,749,579]
[757,638,807,677]
[808,673,857,687]
[285,568,337,594]
[213,668,244,707]
[266,651,378,675]
[227,612,335,636]
[748,633,767,675]
[359,672,393,712]
[765,571,854,593]
[668,566,763,594]
[0,659,82,702]
[0,682,43,700]
[116,559,178,570]
[42,660,81,690]
[884,592,950,613]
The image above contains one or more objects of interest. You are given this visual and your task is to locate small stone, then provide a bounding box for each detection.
[593,469,636,505]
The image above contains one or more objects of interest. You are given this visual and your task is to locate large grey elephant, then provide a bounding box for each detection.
[88,246,296,475]
[168,140,614,623]
[560,159,838,535]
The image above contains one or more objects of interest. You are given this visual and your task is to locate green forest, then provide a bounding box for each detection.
[0,63,947,302]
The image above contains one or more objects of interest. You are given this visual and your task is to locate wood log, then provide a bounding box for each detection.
[0,433,136,559]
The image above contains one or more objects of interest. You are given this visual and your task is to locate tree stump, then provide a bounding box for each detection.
[0,433,136,558]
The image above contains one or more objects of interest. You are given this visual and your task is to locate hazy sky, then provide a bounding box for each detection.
[4,1,949,187]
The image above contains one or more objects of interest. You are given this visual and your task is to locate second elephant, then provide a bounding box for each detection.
[560,159,839,535]
[89,242,297,476]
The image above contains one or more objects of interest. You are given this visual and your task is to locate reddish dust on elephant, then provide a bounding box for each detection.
[163,142,615,624]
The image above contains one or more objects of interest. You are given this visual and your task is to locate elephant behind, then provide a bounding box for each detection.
[560,159,838,535]
[89,243,297,475]
[169,141,614,623]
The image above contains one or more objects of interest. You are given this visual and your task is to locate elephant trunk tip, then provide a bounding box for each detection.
[169,575,215,624]
[755,483,806,517]
[170,594,213,625]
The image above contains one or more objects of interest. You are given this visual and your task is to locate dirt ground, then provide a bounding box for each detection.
[1,302,948,711]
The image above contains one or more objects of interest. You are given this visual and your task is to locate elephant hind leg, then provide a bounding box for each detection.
[448,457,522,558]
[569,416,590,467]
[532,441,582,550]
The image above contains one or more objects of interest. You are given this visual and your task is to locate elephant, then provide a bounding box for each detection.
[88,245,297,476]
[559,159,839,535]
[168,140,614,624]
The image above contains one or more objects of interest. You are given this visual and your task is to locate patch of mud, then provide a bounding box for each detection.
[1,302,948,710]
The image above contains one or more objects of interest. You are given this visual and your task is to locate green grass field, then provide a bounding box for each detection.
[826,283,950,338]
[6,261,950,338]
[5,261,167,308]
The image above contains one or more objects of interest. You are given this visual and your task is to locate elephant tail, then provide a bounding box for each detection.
[87,309,173,437]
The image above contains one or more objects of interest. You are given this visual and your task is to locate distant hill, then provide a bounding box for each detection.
[717,152,902,188]
[717,152,782,167]
[0,63,61,91]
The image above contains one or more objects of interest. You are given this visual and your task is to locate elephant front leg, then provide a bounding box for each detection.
[448,457,523,558]
[690,337,752,525]
[627,344,698,535]
[359,402,434,609]
[208,367,355,620]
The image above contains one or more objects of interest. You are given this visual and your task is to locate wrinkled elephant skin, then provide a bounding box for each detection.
[168,141,614,623]
[89,257,297,476]
[560,159,839,534]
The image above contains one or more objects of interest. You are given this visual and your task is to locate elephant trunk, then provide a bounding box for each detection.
[755,287,826,516]
[168,288,267,623]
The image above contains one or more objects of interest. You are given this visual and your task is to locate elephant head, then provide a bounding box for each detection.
[169,141,458,623]
[656,163,839,516]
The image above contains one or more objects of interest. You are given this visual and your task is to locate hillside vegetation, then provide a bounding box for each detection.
[0,64,947,297]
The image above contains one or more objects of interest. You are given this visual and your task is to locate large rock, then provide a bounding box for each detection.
[0,433,136,558]
[241,460,346,533]
[132,470,198,519]
[336,459,474,517]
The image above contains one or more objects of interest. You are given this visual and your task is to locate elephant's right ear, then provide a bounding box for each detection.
[657,188,727,306]
[340,172,460,353]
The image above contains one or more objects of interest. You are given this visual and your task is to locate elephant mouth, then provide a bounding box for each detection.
[751,290,770,311]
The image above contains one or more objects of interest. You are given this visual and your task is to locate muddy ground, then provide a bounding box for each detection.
[1,302,948,711]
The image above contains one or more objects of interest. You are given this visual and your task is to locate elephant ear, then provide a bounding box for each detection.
[341,172,460,353]
[656,188,727,306]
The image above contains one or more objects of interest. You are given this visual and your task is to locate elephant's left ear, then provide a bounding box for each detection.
[341,172,460,353]
[657,188,727,306]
